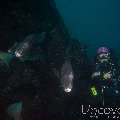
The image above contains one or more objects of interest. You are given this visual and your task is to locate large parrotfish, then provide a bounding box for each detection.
[54,60,74,93]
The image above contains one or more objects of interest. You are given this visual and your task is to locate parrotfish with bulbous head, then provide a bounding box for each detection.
[53,60,74,93]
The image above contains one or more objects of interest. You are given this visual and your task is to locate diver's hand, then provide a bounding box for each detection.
[91,71,100,78]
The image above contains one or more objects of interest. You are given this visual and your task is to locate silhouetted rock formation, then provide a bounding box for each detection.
[0,0,91,120]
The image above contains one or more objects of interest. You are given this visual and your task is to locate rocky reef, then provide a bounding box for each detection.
[0,0,91,120]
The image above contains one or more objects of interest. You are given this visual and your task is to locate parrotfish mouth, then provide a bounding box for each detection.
[64,81,73,93]
[64,87,72,93]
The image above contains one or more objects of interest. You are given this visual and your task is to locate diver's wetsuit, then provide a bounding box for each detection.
[91,50,120,105]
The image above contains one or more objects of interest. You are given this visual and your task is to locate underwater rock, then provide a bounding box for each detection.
[0,51,12,76]
[0,51,16,97]
[0,0,93,119]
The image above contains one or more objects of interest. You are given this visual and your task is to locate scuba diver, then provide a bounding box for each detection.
[91,46,120,105]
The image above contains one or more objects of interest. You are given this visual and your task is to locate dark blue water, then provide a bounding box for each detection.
[55,0,120,58]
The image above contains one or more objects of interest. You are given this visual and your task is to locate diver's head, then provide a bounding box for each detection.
[97,46,111,63]
[97,47,109,54]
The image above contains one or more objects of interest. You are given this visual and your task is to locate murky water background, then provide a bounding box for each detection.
[55,0,120,59]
